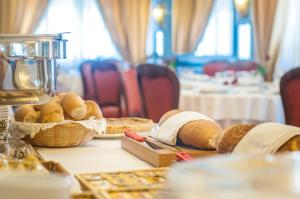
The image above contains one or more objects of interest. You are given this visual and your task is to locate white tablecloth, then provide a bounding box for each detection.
[179,88,285,127]
[37,140,152,193]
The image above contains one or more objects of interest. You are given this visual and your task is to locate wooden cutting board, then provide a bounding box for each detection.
[121,136,217,167]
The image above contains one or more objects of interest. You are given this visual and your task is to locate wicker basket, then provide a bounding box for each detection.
[26,123,96,148]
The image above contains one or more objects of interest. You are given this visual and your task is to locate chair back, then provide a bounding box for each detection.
[203,61,260,76]
[280,67,300,127]
[92,60,122,118]
[203,61,229,76]
[122,68,143,117]
[137,64,179,122]
[80,60,96,100]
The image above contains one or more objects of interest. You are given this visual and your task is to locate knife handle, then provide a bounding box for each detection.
[176,152,193,161]
[124,130,145,142]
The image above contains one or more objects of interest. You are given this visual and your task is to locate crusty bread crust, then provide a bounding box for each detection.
[178,120,222,150]
[277,135,300,152]
[39,102,64,123]
[216,124,256,153]
[159,109,182,125]
[61,93,87,120]
[15,105,40,123]
[84,100,103,119]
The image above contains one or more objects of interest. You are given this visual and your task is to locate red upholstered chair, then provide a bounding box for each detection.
[137,64,179,122]
[92,60,122,118]
[80,60,97,101]
[280,67,300,127]
[122,68,143,117]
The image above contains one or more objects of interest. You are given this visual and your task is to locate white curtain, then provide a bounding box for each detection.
[36,0,119,68]
[275,0,300,77]
[195,0,234,56]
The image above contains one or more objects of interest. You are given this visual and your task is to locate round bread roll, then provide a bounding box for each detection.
[39,102,64,123]
[160,110,222,150]
[57,92,67,101]
[60,93,87,120]
[84,100,103,119]
[33,96,61,111]
[15,105,40,123]
[216,124,256,153]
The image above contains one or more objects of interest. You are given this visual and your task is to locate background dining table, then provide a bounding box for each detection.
[179,74,284,127]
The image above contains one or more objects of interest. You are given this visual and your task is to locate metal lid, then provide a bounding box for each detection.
[0,33,67,59]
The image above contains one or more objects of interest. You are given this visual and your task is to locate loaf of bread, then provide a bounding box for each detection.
[84,100,103,119]
[39,102,65,123]
[60,93,87,120]
[159,110,222,150]
[216,124,300,153]
[15,105,40,123]
[216,124,256,153]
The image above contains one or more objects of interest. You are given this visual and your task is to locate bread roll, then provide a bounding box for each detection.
[33,96,61,111]
[84,100,103,119]
[60,93,87,120]
[39,102,64,123]
[216,124,256,153]
[57,92,67,101]
[15,105,40,123]
[160,110,222,149]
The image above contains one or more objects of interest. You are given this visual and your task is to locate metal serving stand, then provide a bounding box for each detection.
[0,33,67,158]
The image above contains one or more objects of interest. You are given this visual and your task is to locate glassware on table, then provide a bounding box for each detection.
[236,71,264,86]
[215,70,236,85]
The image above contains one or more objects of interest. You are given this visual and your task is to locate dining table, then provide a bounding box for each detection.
[36,139,152,193]
[179,74,285,127]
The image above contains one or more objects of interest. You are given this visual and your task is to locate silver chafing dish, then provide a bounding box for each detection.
[0,33,67,105]
[0,34,67,159]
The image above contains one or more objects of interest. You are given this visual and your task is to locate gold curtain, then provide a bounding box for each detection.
[0,0,48,34]
[172,0,213,54]
[98,0,151,65]
[252,0,278,80]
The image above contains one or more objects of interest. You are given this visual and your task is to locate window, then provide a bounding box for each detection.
[195,0,234,57]
[194,0,252,60]
[36,0,119,67]
[238,23,252,60]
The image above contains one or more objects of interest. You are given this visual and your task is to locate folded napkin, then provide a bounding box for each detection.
[152,111,213,146]
[233,123,300,154]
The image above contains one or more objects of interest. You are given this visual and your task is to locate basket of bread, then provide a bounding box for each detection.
[10,93,106,148]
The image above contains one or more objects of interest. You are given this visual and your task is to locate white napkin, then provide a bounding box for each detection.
[233,123,300,154]
[152,111,213,146]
